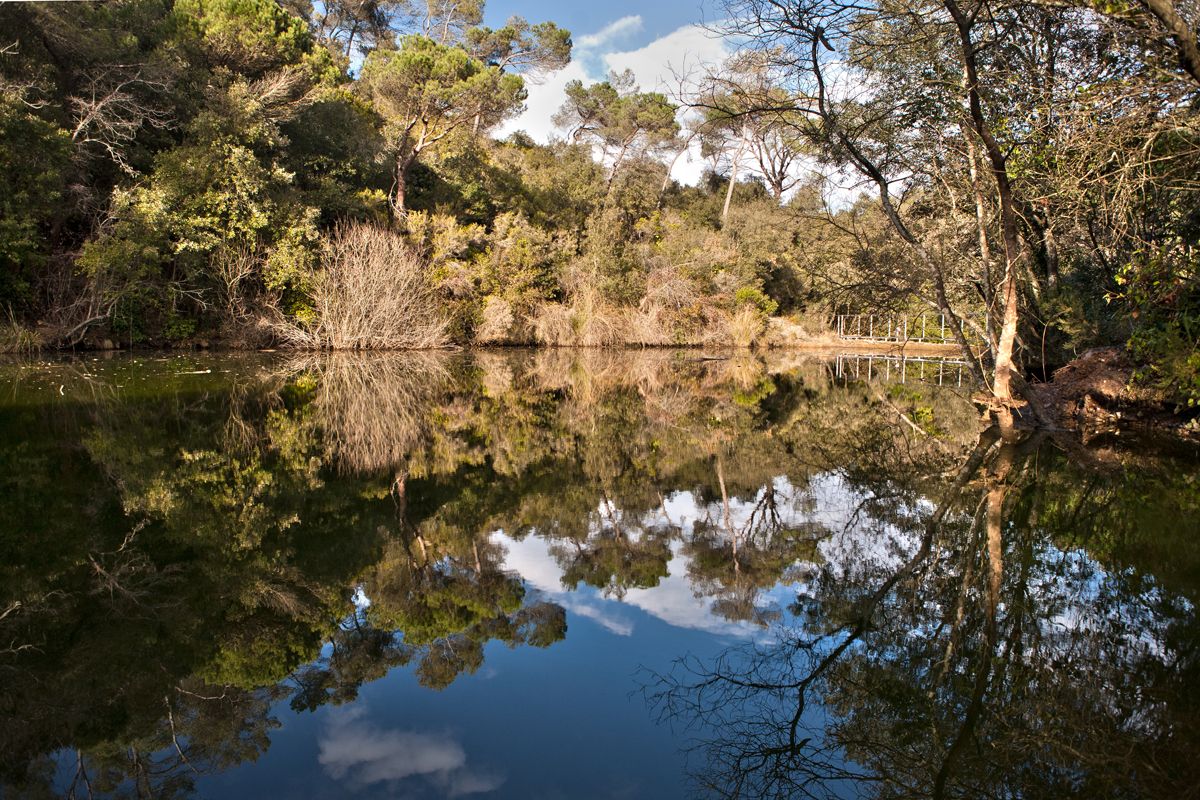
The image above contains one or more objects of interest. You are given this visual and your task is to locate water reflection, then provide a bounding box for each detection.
[318,707,503,796]
[645,411,1200,799]
[0,350,1196,798]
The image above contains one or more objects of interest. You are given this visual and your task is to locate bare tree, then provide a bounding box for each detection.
[68,66,172,174]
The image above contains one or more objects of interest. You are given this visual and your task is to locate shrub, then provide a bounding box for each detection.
[530,301,574,346]
[0,320,40,354]
[734,286,779,316]
[721,305,768,349]
[274,223,448,349]
[529,287,622,347]
[475,296,517,345]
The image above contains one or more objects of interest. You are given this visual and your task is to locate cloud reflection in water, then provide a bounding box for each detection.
[319,707,504,797]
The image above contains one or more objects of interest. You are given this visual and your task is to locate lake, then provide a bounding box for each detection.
[1,349,1197,799]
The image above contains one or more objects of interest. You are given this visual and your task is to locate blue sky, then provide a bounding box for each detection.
[483,0,731,182]
[483,0,717,50]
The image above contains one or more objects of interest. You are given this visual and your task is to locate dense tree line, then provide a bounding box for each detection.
[0,0,820,357]
[0,0,1197,408]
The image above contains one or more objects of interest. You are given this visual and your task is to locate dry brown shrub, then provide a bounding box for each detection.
[712,306,767,349]
[643,266,700,311]
[275,223,449,350]
[572,288,622,347]
[531,301,574,346]
[622,304,673,347]
[474,296,517,345]
[530,287,629,347]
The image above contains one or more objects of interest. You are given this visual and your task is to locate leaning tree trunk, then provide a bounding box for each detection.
[946,0,1026,403]
[721,148,741,224]
[722,131,749,224]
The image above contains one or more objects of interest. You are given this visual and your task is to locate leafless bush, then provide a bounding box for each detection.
[210,244,258,330]
[275,223,449,350]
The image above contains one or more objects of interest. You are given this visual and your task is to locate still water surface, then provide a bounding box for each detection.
[1,350,1197,799]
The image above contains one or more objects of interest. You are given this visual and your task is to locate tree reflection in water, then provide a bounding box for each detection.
[0,350,1196,798]
[644,409,1200,799]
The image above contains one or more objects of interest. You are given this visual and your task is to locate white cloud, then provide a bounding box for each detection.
[494,533,637,636]
[575,15,643,51]
[602,24,728,92]
[496,21,731,186]
[565,598,637,636]
[497,60,588,143]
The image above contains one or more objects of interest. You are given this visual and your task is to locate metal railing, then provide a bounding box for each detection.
[834,313,979,344]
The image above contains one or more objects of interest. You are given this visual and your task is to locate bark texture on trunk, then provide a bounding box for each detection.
[392,152,414,217]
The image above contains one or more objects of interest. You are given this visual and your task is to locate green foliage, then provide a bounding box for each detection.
[0,0,815,351]
[0,94,71,313]
[173,0,314,76]
[475,212,564,311]
[360,35,525,134]
[1117,248,1200,407]
[281,88,390,223]
[465,17,572,74]
[735,286,779,316]
[554,70,679,183]
[0,0,1196,413]
[358,34,526,212]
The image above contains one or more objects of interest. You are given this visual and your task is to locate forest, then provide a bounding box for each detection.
[0,0,1198,411]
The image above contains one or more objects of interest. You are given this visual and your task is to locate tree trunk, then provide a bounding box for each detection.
[964,126,999,352]
[606,140,632,196]
[992,268,1020,399]
[659,139,693,203]
[946,0,1026,402]
[722,142,744,224]
[392,152,414,218]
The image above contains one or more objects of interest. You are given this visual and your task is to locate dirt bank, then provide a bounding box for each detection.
[1032,347,1199,442]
